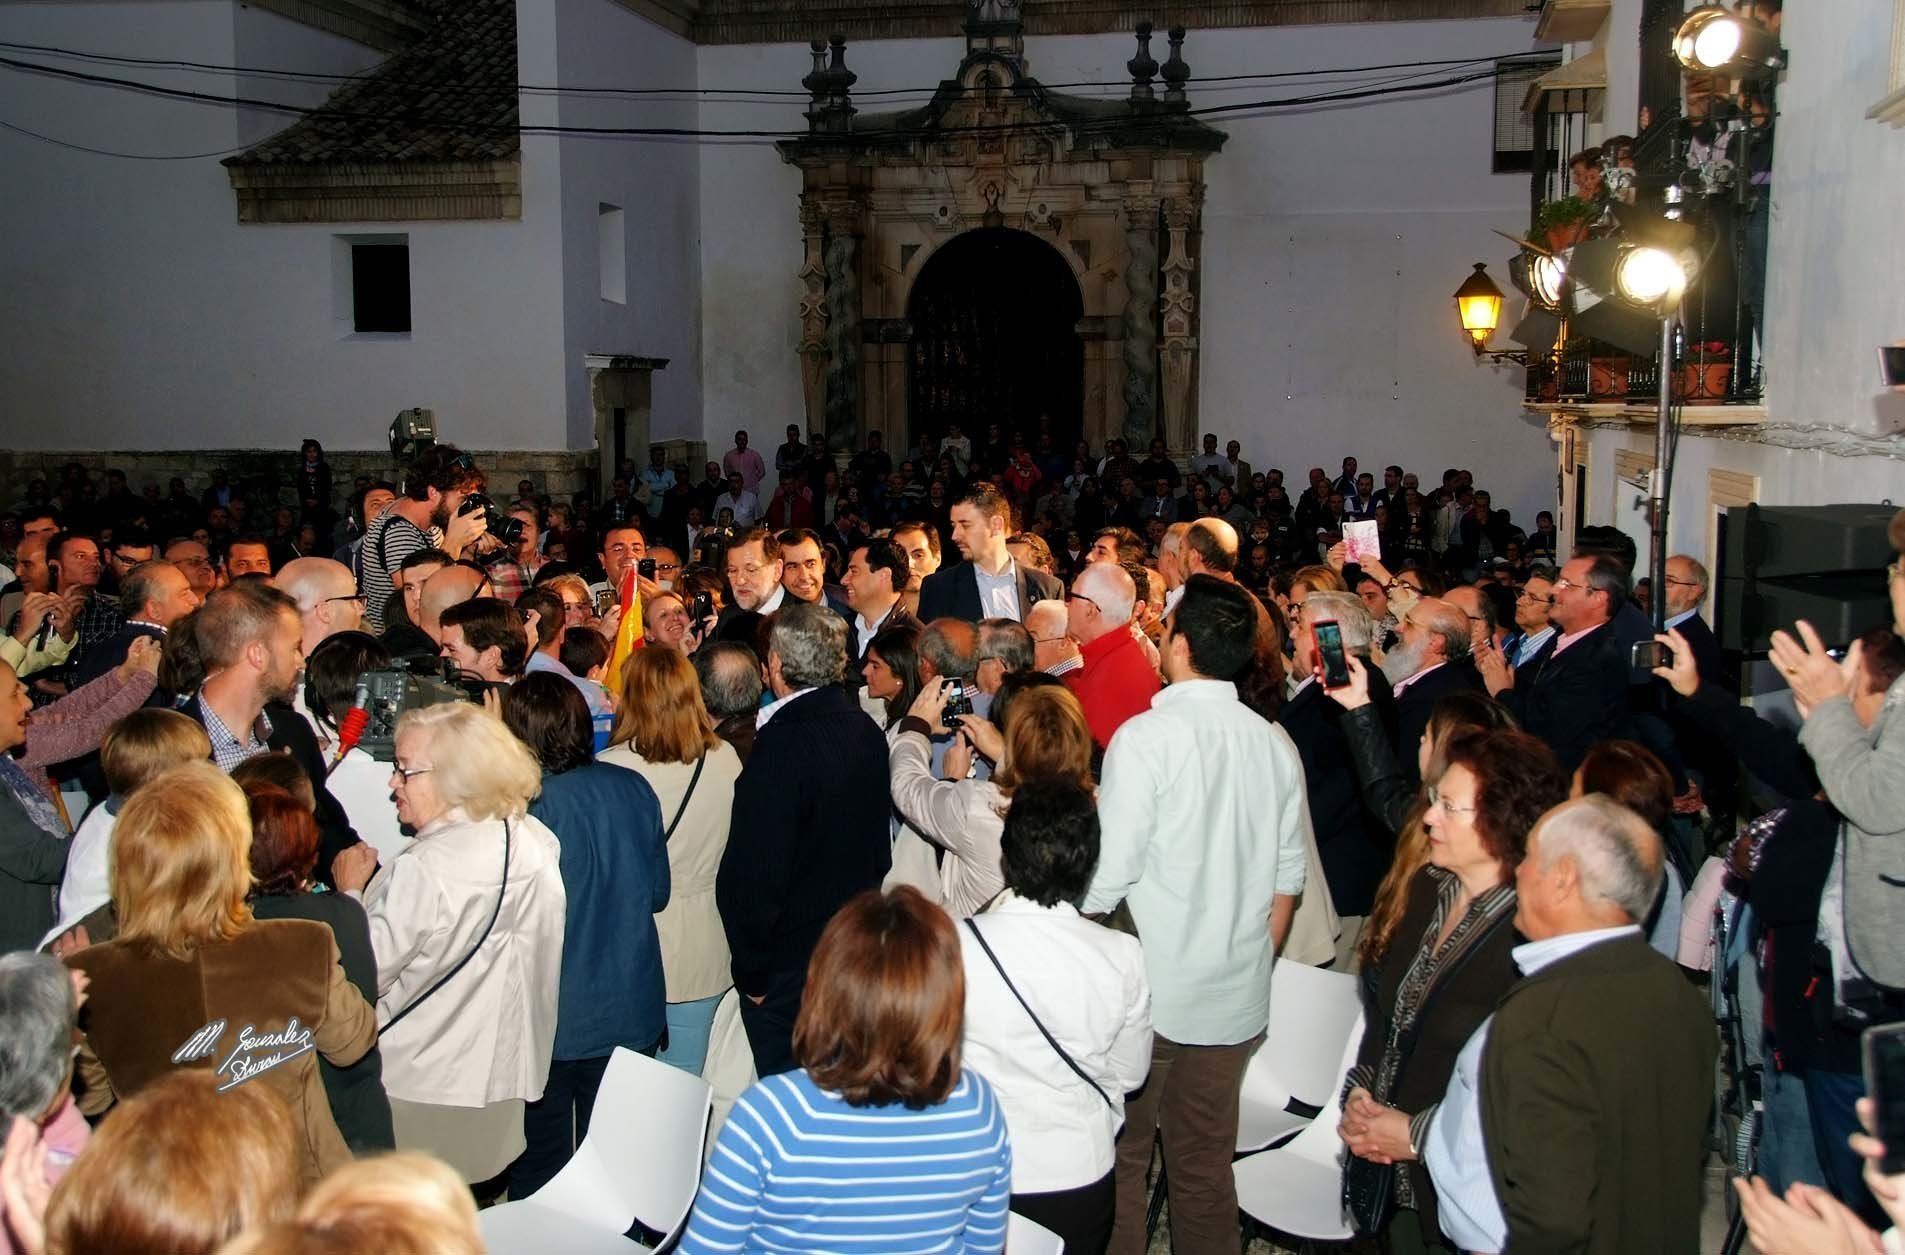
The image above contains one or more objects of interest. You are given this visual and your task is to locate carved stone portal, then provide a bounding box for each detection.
[777,8,1224,456]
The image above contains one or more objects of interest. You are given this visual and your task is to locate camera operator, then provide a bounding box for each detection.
[438,597,526,688]
[359,445,488,634]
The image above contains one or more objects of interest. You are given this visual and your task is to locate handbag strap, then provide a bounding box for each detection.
[663,752,706,844]
[381,819,511,1034]
[963,918,1113,1110]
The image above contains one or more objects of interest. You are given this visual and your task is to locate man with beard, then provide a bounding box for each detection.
[1380,595,1483,787]
[183,581,364,881]
[358,444,488,633]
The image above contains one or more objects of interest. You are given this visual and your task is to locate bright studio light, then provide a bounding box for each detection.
[1614,247,1688,307]
[1530,254,1568,309]
[1674,6,1785,75]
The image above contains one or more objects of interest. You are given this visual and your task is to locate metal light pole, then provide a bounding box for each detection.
[1649,314,1676,633]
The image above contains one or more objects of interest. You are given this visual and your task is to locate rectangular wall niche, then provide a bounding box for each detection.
[333,234,411,338]
[599,204,627,305]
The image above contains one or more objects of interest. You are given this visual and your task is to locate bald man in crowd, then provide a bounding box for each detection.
[417,564,487,648]
[274,557,365,656]
[1026,598,1081,676]
[1064,560,1159,748]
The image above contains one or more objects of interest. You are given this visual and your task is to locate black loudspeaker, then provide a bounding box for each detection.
[1715,503,1898,652]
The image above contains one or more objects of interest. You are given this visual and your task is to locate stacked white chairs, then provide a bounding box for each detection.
[1232,1013,1365,1244]
[1235,959,1364,1154]
[1006,1211,1067,1253]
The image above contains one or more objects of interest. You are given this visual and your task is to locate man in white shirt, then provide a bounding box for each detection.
[841,536,913,671]
[713,472,760,527]
[1188,433,1227,488]
[1083,574,1308,1255]
[1424,795,1715,1255]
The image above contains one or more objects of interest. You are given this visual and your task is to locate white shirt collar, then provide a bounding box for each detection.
[1152,677,1238,706]
[854,600,899,636]
[1511,924,1642,976]
[1288,672,1317,700]
[755,584,786,615]
[1665,608,1698,630]
[756,685,815,730]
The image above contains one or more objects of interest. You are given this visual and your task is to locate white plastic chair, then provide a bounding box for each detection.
[1235,959,1363,1153]
[480,1046,715,1254]
[1232,1013,1364,1242]
[1006,1211,1066,1253]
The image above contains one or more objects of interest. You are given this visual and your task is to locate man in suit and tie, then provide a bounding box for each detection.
[1477,554,1633,773]
[1379,595,1483,785]
[916,481,1062,625]
[777,528,854,629]
[1278,590,1396,965]
[841,537,916,679]
[1661,554,1727,689]
[1422,795,1715,1255]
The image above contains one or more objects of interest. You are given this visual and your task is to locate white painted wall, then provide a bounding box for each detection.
[696,17,1562,521]
[0,0,570,452]
[551,0,703,446]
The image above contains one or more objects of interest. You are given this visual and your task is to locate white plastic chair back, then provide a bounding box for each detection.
[1235,959,1363,1152]
[480,1046,714,1253]
[1232,1013,1365,1241]
[700,986,756,1150]
[1006,1211,1066,1253]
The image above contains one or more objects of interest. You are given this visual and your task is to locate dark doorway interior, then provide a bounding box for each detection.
[907,228,1084,458]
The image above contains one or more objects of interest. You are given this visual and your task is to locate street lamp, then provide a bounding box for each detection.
[1674,6,1785,76]
[1454,262,1506,353]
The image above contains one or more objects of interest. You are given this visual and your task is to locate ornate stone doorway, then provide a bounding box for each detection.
[778,3,1224,460]
[907,227,1084,453]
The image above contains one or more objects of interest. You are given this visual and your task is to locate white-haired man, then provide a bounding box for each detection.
[1421,796,1715,1255]
[1063,561,1158,749]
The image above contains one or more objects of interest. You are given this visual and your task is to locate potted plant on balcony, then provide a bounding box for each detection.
[1675,340,1733,402]
[1535,196,1596,252]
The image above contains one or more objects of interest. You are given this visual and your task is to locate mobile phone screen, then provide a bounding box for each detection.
[1314,620,1351,689]
[1865,1024,1905,1174]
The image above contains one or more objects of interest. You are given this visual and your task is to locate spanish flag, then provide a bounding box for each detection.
[604,563,644,689]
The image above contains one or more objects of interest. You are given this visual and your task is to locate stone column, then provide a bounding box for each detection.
[1120,190,1159,451]
[796,195,829,438]
[1158,193,1200,456]
[822,201,863,457]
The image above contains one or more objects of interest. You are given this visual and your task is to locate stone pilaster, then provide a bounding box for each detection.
[1159,194,1200,455]
[797,196,830,440]
[822,203,863,457]
[1121,190,1160,450]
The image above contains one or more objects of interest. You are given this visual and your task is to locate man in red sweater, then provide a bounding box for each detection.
[1064,560,1162,748]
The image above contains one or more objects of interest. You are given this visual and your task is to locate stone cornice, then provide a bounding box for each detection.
[226,159,523,224]
[691,0,1533,45]
[607,0,703,40]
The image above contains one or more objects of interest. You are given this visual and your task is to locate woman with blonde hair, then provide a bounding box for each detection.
[63,762,375,1183]
[890,672,1094,916]
[599,645,742,1075]
[42,1070,300,1255]
[330,702,566,1184]
[214,1152,482,1255]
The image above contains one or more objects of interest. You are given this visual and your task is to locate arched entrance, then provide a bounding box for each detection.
[906,228,1085,455]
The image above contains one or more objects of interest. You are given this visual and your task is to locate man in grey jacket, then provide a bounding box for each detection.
[1775,524,1905,989]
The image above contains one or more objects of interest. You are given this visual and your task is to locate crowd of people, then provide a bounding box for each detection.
[0,423,1902,1255]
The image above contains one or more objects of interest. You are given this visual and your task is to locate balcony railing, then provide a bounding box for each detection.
[1527,335,1763,406]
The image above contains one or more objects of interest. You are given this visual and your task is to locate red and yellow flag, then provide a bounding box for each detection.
[604,564,644,689]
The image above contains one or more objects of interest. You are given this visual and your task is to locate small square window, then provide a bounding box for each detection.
[351,243,411,333]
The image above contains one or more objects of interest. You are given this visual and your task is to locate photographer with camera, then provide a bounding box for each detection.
[359,445,489,633]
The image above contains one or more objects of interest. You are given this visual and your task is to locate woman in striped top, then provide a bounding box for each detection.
[677,886,1013,1255]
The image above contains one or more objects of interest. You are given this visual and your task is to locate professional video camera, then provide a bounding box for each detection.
[348,656,497,761]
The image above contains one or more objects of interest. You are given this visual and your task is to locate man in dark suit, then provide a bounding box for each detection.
[1421,795,1715,1255]
[916,482,1062,624]
[1478,554,1633,773]
[776,528,854,629]
[183,581,364,882]
[840,537,916,679]
[1499,570,1556,677]
[1379,595,1483,786]
[1278,590,1397,964]
[1661,554,1728,689]
[716,603,890,1075]
[69,559,199,687]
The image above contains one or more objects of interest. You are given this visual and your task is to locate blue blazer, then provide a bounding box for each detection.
[530,762,671,1060]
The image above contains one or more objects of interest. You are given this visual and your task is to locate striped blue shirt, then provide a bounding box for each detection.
[677,1069,1013,1254]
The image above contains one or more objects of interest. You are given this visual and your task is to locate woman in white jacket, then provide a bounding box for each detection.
[960,776,1153,1255]
[889,675,1093,917]
[332,702,566,1184]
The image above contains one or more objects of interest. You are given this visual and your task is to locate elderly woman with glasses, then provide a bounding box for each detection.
[330,702,566,1184]
[1335,728,1567,1253]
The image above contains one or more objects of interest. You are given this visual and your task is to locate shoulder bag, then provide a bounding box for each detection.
[380,818,511,1034]
[963,918,1117,1121]
[662,752,706,844]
